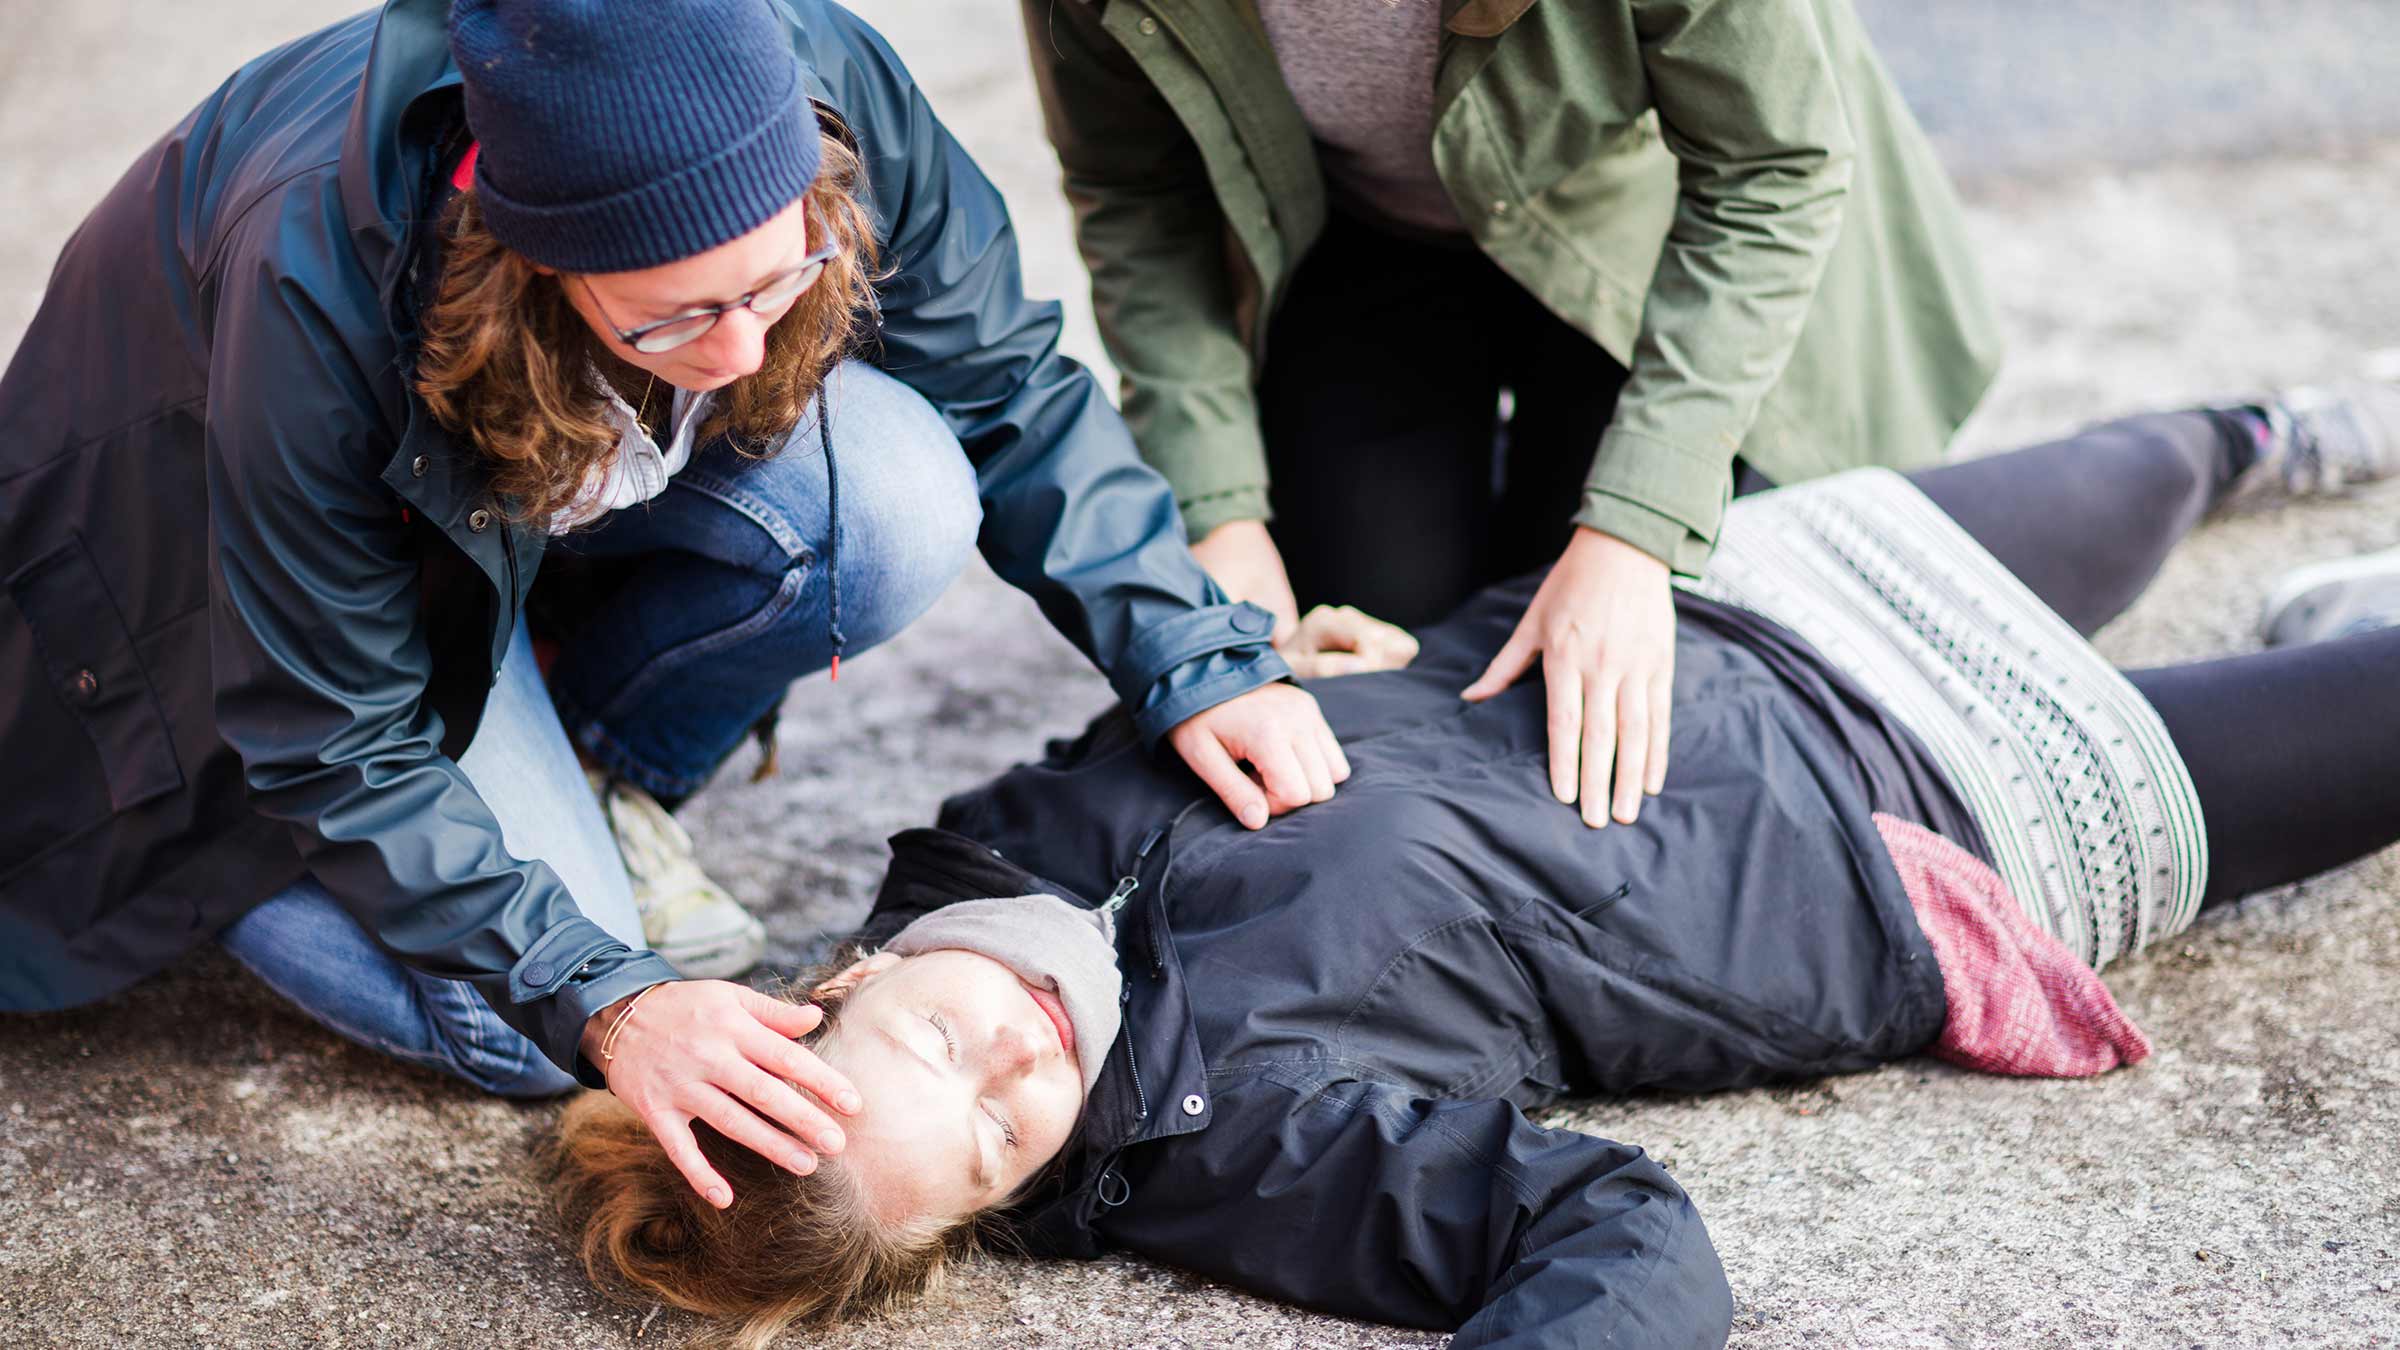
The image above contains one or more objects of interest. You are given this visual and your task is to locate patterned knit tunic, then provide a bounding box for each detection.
[1685,469,2212,1075]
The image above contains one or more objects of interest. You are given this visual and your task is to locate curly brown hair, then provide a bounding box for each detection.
[547,962,987,1349]
[412,127,880,526]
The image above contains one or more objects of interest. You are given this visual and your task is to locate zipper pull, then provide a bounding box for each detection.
[1103,811,1184,917]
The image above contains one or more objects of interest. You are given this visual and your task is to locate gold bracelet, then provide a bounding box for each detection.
[600,983,665,1065]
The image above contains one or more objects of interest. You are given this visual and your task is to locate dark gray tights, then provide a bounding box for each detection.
[1908,410,2400,908]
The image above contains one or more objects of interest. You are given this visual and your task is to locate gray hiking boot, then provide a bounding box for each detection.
[2258,545,2400,646]
[2219,380,2400,512]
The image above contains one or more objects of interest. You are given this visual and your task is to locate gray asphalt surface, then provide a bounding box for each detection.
[1854,0,2400,177]
[4,3,2398,1348]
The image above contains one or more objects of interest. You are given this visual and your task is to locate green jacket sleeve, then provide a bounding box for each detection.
[827,7,1289,744]
[1021,0,1272,542]
[1582,0,1858,574]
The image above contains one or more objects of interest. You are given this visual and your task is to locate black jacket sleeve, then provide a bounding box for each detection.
[1107,1068,1734,1349]
[824,11,1290,744]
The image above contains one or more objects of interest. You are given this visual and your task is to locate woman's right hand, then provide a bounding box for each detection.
[1190,519,1302,646]
[582,980,861,1209]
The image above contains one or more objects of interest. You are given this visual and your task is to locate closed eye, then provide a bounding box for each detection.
[930,1012,1019,1156]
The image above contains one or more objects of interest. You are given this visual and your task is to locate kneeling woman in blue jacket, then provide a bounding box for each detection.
[553,384,2400,1347]
[0,0,1345,1208]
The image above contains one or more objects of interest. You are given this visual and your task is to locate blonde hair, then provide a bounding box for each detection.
[413,128,880,526]
[547,972,984,1348]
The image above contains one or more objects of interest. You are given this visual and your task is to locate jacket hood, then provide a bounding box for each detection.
[337,0,464,336]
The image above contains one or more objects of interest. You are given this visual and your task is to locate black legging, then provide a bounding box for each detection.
[1908,412,2400,908]
[1258,212,1633,627]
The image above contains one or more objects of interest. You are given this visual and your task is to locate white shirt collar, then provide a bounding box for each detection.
[550,368,718,533]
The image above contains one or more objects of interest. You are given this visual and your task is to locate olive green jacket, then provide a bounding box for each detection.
[1022,0,2002,574]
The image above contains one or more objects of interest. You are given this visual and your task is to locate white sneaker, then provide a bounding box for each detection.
[589,770,766,979]
[2220,380,2400,513]
[2258,545,2400,646]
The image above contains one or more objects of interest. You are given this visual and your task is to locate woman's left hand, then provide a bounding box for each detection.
[1168,683,1351,830]
[1462,526,1674,827]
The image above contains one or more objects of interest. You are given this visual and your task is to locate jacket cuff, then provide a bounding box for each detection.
[505,915,683,1086]
[1119,601,1292,746]
[1131,648,1294,747]
[1116,602,1278,696]
[1579,426,1735,577]
[1571,491,1716,579]
[1179,485,1274,544]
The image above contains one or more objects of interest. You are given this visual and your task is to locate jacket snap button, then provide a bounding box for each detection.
[411,454,429,477]
[1138,16,1158,35]
[70,669,101,704]
[522,962,553,985]
[1231,606,1270,636]
[468,508,493,533]
[1181,1094,1205,1117]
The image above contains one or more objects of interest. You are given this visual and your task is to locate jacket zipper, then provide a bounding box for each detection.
[1100,818,1170,917]
[1119,981,1150,1123]
[1110,833,1155,1123]
[1106,805,1196,1124]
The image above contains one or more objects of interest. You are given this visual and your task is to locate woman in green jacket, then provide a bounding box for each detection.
[1023,0,2002,829]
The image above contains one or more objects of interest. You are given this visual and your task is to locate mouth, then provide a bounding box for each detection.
[1021,980,1076,1061]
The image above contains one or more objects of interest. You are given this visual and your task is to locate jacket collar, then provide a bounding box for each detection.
[341,0,549,639]
[338,0,464,340]
[339,0,475,520]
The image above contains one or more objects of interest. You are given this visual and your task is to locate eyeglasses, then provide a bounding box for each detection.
[578,239,841,355]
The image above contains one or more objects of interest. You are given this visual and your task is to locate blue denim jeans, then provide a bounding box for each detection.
[547,360,983,799]
[220,618,640,1097]
[220,362,979,1096]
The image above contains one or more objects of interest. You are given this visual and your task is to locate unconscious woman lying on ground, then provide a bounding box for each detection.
[549,385,2400,1349]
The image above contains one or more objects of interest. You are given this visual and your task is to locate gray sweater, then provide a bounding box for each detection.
[1255,0,1464,235]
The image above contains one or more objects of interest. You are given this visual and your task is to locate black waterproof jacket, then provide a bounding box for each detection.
[0,0,1285,1073]
[862,577,1953,1349]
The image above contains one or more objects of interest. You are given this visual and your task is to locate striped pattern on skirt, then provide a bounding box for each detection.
[1680,469,2209,971]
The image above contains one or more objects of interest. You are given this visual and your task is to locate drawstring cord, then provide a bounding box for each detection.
[821,396,846,681]
[748,388,843,783]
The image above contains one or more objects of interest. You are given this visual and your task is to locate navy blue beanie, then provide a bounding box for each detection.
[448,0,824,273]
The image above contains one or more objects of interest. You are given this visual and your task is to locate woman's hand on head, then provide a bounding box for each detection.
[1168,682,1350,830]
[1462,526,1674,828]
[582,980,861,1210]
[1189,519,1301,645]
[1280,604,1419,680]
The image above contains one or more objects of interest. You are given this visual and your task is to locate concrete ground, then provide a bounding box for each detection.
[4,3,2398,1347]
